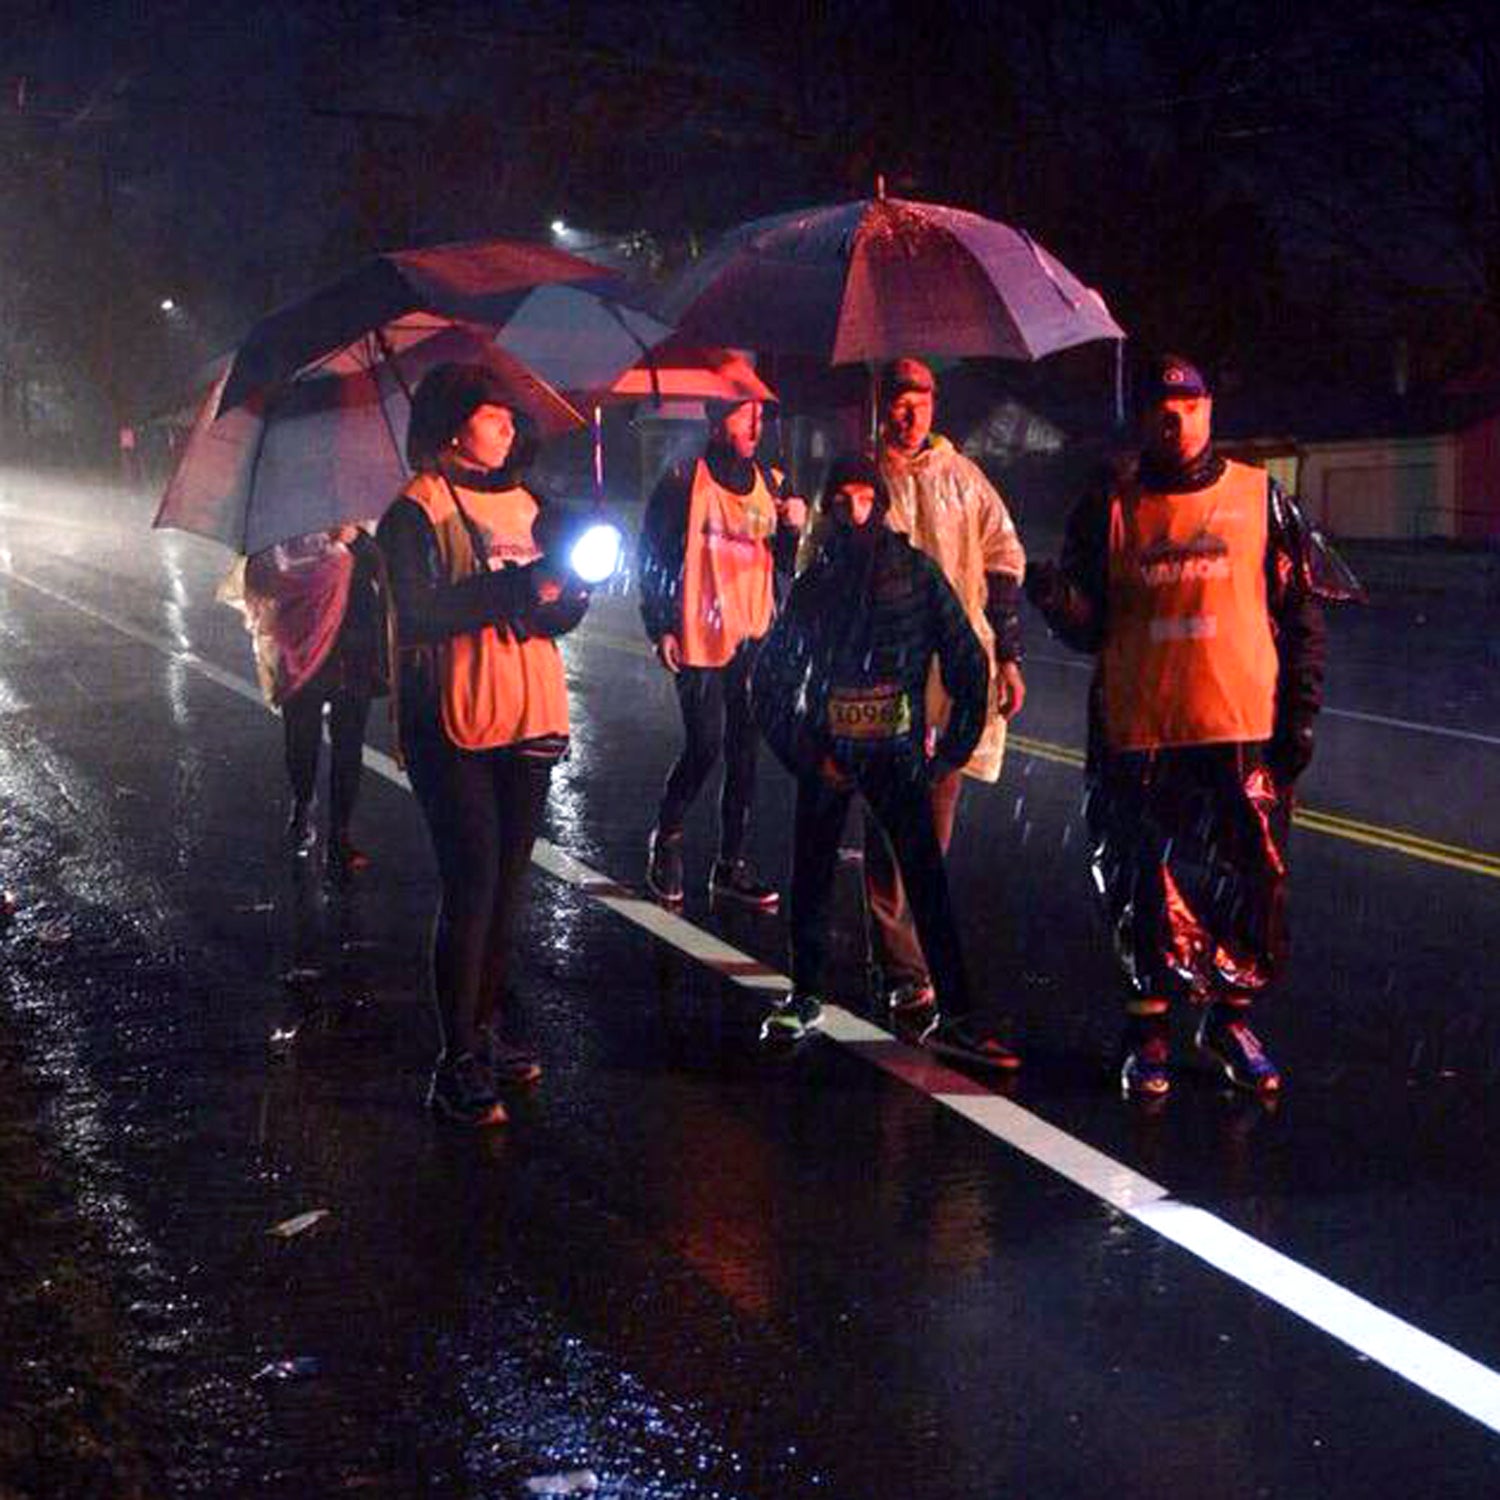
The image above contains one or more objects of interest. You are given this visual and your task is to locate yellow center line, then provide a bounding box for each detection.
[577,625,1500,882]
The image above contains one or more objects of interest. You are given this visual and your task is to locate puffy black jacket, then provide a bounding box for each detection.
[753,522,988,780]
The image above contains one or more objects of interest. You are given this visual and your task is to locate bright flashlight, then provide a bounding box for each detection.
[568,522,623,585]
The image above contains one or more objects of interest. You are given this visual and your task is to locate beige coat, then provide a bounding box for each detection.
[880,436,1025,783]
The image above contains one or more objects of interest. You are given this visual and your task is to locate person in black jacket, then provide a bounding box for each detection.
[753,454,1018,1072]
[637,397,805,910]
[377,363,590,1127]
[1026,354,1360,1102]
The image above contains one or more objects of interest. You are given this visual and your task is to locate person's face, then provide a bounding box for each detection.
[716,401,763,459]
[831,481,876,529]
[883,389,934,455]
[454,402,516,470]
[1141,395,1212,467]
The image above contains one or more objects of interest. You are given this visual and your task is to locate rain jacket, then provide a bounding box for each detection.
[376,464,588,760]
[638,443,797,652]
[877,436,1025,784]
[752,520,988,782]
[1031,446,1360,1003]
[231,530,384,708]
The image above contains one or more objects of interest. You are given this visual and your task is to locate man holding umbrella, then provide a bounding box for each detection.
[639,395,806,909]
[865,357,1028,1041]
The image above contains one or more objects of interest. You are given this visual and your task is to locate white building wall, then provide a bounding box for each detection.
[1297,436,1458,539]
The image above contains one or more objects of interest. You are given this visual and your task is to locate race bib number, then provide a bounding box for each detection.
[827,683,912,742]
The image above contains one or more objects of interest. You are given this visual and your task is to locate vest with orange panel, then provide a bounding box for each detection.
[401,472,569,751]
[1101,460,1278,751]
[678,458,778,668]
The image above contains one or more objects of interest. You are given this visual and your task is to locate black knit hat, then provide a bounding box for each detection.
[821,451,890,521]
[406,362,520,471]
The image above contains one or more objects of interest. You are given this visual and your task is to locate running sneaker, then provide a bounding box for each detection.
[1120,1028,1172,1101]
[426,1053,508,1127]
[645,828,684,905]
[759,991,824,1046]
[1195,1006,1282,1095]
[709,858,779,910]
[927,1017,1022,1073]
[888,980,938,1044]
[479,1025,543,1087]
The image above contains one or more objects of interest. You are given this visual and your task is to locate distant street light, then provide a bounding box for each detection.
[550,218,567,236]
[160,297,176,313]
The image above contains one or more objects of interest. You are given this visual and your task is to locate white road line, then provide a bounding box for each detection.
[1025,649,1500,749]
[1316,705,1500,748]
[9,558,1500,1437]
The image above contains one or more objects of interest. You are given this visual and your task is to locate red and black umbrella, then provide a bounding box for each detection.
[217,236,608,414]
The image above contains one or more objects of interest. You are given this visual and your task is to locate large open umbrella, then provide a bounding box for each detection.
[156,331,583,555]
[158,236,609,553]
[659,190,1123,367]
[217,237,607,414]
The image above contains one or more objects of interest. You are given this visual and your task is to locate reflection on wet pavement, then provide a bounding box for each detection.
[3,475,1500,1495]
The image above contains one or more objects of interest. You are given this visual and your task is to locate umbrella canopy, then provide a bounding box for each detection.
[493,280,675,395]
[218,237,606,413]
[597,340,777,406]
[659,194,1124,365]
[156,333,583,555]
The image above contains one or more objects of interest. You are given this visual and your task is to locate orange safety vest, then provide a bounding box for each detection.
[401,472,570,751]
[678,458,778,668]
[1102,460,1278,751]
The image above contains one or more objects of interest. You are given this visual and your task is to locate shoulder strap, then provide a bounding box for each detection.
[440,473,492,576]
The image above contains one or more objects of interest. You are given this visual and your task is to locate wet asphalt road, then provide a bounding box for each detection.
[2,471,1499,1498]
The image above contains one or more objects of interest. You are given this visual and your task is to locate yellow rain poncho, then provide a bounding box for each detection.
[878,435,1024,783]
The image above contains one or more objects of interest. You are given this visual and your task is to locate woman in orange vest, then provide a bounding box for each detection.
[1027,355,1360,1103]
[377,364,591,1127]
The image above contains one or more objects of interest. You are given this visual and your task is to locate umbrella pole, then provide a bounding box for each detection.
[373,329,417,473]
[1114,339,1127,430]
[592,403,605,507]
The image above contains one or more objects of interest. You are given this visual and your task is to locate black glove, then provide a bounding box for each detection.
[1024,559,1065,613]
[1266,721,1314,788]
[984,572,1025,662]
[521,566,591,640]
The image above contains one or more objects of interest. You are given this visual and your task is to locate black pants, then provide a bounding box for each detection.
[657,639,760,861]
[405,728,553,1059]
[282,683,372,839]
[790,760,975,1020]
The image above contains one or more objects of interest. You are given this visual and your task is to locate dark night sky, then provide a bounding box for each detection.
[3,1,1498,431]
